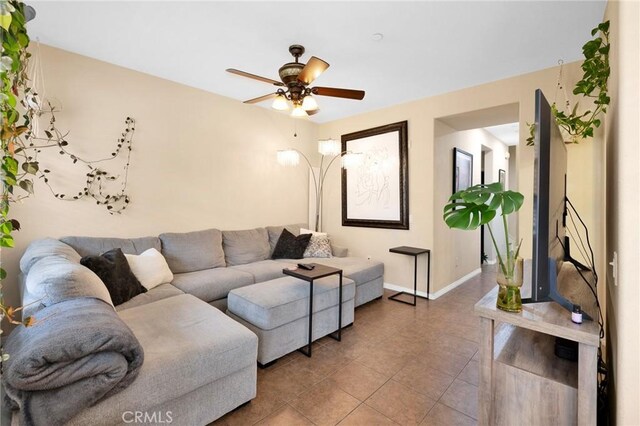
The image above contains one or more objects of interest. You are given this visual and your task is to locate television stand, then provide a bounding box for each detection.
[475,263,599,425]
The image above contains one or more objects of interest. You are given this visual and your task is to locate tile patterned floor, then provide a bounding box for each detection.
[214,266,497,426]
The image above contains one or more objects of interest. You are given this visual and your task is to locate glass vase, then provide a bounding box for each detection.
[496,257,523,313]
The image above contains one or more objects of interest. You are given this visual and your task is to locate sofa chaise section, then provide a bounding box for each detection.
[67,294,258,425]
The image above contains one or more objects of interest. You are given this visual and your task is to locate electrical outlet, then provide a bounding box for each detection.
[609,251,618,286]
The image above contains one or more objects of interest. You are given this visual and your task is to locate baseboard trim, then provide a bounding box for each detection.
[384,267,482,300]
[383,282,430,299]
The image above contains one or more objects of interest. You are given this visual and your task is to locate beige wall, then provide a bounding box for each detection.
[479,129,511,264]
[430,124,511,295]
[1,45,318,311]
[318,61,604,295]
[433,123,482,295]
[604,1,640,424]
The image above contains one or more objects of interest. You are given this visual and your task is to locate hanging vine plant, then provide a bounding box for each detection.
[527,20,610,145]
[1,0,33,329]
[2,1,136,336]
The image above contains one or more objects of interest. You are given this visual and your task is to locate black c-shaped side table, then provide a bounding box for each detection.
[388,246,431,306]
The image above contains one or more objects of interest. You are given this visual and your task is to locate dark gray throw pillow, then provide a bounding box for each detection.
[271,229,312,260]
[80,248,146,306]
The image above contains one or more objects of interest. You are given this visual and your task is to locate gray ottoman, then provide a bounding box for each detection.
[227,275,356,365]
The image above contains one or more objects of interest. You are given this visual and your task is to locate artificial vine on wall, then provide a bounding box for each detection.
[527,20,610,145]
[23,101,135,213]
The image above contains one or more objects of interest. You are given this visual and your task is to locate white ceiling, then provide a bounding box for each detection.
[484,122,520,146]
[28,1,606,123]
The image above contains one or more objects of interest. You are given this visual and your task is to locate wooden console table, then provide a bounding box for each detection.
[474,263,599,425]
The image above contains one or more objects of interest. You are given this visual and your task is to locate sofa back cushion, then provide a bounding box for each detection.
[159,228,225,273]
[265,223,307,255]
[60,235,161,257]
[24,255,114,315]
[223,228,270,266]
[20,238,82,275]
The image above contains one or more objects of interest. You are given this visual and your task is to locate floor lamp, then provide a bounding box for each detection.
[277,139,362,232]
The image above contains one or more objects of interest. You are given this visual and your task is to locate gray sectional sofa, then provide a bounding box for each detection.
[15,223,384,425]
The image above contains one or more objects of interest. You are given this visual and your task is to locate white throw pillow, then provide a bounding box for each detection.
[124,248,174,290]
[299,228,332,258]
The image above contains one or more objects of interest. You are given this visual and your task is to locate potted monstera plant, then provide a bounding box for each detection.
[443,182,525,312]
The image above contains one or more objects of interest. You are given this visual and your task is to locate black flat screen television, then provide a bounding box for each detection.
[525,89,591,319]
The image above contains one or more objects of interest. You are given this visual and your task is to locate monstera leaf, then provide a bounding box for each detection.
[443,201,496,230]
[443,183,524,231]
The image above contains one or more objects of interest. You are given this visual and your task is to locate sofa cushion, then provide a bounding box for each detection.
[159,228,225,273]
[81,248,147,306]
[98,295,257,418]
[60,235,161,257]
[222,228,270,266]
[116,283,184,312]
[266,223,307,255]
[20,238,81,275]
[271,229,312,260]
[24,256,114,310]
[231,260,296,283]
[124,248,174,290]
[306,257,384,285]
[171,268,254,303]
[228,275,355,330]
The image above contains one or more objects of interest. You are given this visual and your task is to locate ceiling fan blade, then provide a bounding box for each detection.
[312,87,365,100]
[226,68,284,86]
[307,108,320,116]
[243,93,277,104]
[297,57,329,85]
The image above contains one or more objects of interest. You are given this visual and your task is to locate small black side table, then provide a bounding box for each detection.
[388,246,431,306]
[283,263,343,357]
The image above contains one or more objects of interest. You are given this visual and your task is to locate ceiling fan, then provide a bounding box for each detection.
[226,44,365,118]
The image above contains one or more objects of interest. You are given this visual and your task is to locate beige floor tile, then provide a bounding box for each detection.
[214,383,285,425]
[333,339,377,360]
[356,346,409,377]
[338,403,398,425]
[330,360,390,401]
[393,360,455,401]
[366,380,436,425]
[439,379,478,420]
[254,405,314,426]
[420,403,477,426]
[424,334,478,360]
[416,347,471,377]
[457,360,479,386]
[292,345,355,377]
[290,379,361,426]
[260,361,324,402]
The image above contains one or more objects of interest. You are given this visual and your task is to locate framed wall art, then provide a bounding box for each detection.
[341,121,409,230]
[452,148,473,193]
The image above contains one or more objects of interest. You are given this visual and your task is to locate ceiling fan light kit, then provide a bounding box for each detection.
[227,44,365,118]
[291,104,308,118]
[272,92,290,111]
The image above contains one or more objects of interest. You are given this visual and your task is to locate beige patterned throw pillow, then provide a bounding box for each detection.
[300,228,332,258]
